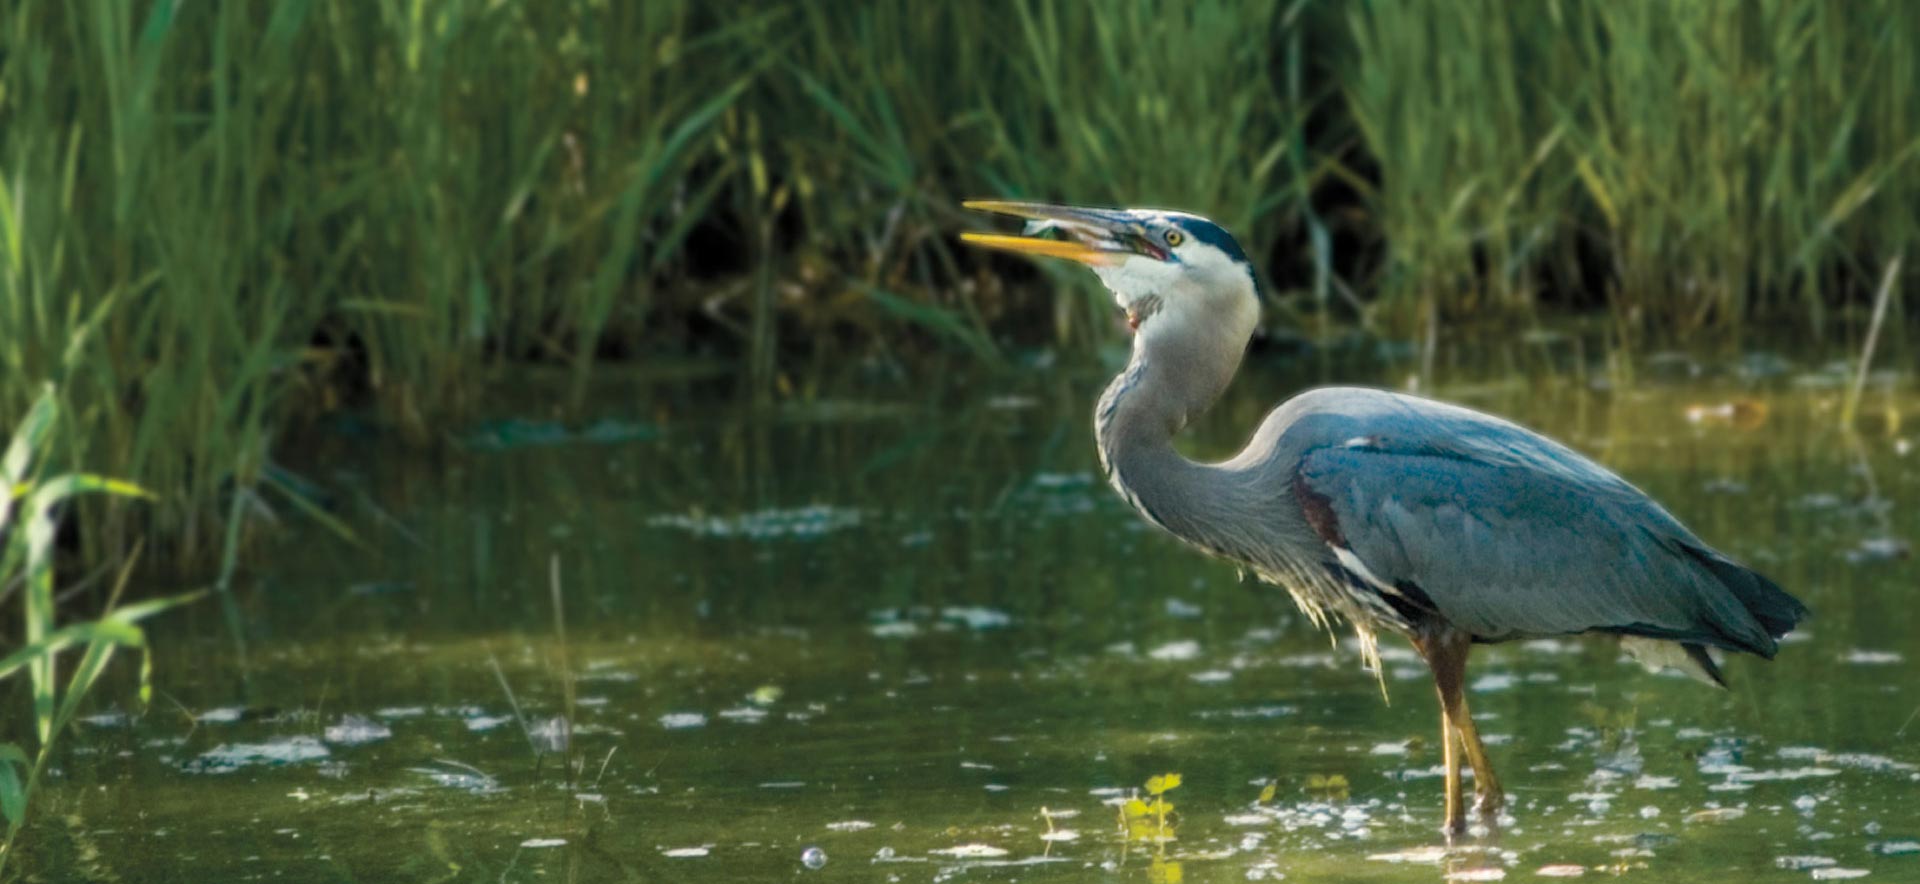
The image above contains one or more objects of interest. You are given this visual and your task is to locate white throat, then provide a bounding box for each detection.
[1092,245,1260,351]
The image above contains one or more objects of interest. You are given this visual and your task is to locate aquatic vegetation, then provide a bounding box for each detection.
[15,359,1920,878]
[659,712,709,730]
[1303,773,1351,802]
[322,714,394,746]
[1120,773,1182,844]
[1148,640,1203,662]
[181,737,332,775]
[1344,1,1920,336]
[0,385,197,873]
[1038,807,1080,845]
[929,844,1009,858]
[9,1,1918,569]
[458,418,658,452]
[648,505,863,540]
[408,759,502,794]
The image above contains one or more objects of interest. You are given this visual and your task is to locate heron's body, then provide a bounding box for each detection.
[963,200,1809,835]
[1101,383,1800,678]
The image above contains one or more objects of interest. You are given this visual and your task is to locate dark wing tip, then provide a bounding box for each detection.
[1682,545,1809,651]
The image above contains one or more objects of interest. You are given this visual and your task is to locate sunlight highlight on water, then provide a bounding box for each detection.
[26,349,1920,881]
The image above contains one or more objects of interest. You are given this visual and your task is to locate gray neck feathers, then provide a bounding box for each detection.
[1095,320,1265,560]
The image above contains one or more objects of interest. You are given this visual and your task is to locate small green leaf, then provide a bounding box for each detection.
[53,636,127,737]
[139,645,155,709]
[1306,773,1350,800]
[1,385,57,491]
[0,743,26,825]
[0,773,22,826]
[262,471,367,550]
[0,590,202,681]
[1146,772,1182,795]
[1257,783,1277,804]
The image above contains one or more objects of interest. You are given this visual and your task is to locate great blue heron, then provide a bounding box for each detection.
[961,201,1808,835]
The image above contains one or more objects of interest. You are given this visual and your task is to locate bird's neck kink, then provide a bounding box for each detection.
[1095,337,1254,556]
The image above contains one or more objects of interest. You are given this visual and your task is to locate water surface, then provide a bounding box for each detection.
[31,339,1920,882]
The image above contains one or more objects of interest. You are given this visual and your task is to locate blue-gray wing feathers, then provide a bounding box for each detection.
[1282,389,1805,656]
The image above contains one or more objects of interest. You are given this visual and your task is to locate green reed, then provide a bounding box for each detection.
[1,0,1917,573]
[0,384,199,875]
[1,1,750,565]
[1343,0,1920,336]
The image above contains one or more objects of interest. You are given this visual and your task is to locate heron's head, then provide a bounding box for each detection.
[961,201,1260,346]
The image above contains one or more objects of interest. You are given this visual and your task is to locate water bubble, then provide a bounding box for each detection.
[802,846,827,870]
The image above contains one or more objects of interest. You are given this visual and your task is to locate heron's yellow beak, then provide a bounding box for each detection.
[960,200,1152,267]
[959,232,1118,265]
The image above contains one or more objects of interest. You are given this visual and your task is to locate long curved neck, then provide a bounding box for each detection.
[1095,328,1251,554]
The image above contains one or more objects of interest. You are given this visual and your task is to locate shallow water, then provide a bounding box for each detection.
[26,339,1920,882]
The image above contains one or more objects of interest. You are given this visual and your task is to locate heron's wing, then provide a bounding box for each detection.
[1295,428,1802,655]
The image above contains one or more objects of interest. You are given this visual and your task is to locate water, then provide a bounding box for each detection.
[24,341,1920,881]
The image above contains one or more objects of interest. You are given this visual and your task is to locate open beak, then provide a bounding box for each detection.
[959,200,1166,266]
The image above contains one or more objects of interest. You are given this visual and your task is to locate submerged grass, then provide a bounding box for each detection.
[0,0,1917,570]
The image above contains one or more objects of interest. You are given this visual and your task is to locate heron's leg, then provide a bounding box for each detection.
[1452,694,1505,815]
[1438,694,1462,834]
[1420,628,1506,820]
[1415,630,1470,837]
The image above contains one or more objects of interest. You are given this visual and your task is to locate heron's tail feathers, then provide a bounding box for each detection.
[1684,544,1810,658]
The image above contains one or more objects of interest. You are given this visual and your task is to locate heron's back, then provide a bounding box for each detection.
[1237,387,1807,657]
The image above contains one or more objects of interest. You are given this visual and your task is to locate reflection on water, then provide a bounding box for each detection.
[23,340,1920,881]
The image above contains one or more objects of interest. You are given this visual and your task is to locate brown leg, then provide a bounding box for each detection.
[1438,692,1463,835]
[1453,693,1505,816]
[1417,628,1508,826]
[1415,630,1470,837]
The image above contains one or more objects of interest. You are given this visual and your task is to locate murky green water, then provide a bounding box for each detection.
[27,340,1920,882]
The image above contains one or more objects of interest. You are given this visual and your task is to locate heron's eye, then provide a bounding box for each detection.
[1164,230,1185,248]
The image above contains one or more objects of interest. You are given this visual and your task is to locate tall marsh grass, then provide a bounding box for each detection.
[1344,0,1920,334]
[1,0,1916,569]
[1,1,755,564]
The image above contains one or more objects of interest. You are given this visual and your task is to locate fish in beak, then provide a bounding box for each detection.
[959,201,1171,268]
